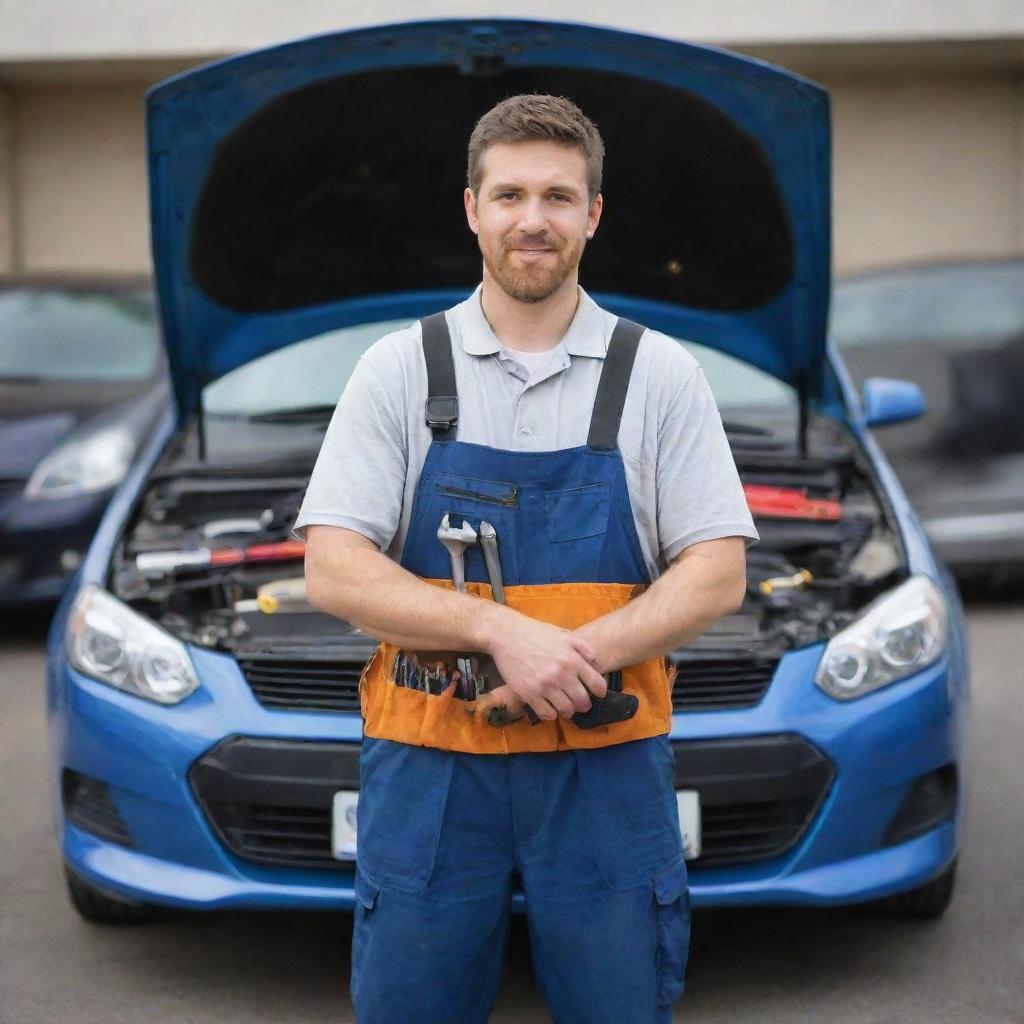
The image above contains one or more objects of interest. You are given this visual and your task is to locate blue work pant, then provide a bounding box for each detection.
[352,735,690,1023]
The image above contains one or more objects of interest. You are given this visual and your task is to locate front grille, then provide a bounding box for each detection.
[697,799,820,865]
[192,733,832,873]
[62,769,134,846]
[669,654,778,711]
[190,737,361,870]
[239,654,369,712]
[674,734,834,868]
[214,803,335,866]
[241,649,777,715]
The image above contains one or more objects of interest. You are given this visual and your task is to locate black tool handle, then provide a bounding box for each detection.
[487,705,537,727]
[571,689,639,729]
[487,675,638,729]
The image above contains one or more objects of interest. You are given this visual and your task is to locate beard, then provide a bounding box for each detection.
[481,232,585,304]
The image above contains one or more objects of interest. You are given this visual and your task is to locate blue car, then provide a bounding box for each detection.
[47,19,968,924]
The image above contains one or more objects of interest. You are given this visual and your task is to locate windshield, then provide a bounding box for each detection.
[831,262,1024,349]
[203,319,796,418]
[0,286,159,382]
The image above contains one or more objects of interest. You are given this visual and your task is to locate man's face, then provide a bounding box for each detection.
[464,140,603,304]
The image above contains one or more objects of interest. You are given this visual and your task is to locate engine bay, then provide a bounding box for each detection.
[107,412,906,673]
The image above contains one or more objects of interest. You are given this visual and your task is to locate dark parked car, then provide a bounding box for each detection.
[831,258,1024,582]
[47,20,967,925]
[0,278,169,608]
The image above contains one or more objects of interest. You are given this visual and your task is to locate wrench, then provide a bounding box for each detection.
[437,514,478,698]
[436,514,477,593]
[478,522,505,605]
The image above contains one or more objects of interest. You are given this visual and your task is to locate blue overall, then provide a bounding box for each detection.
[353,315,689,1023]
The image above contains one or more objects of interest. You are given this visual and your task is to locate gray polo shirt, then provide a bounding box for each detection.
[294,285,758,580]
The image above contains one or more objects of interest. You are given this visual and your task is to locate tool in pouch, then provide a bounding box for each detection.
[430,514,638,730]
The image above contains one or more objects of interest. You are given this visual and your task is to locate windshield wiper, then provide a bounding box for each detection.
[218,404,338,423]
[723,421,790,452]
[723,420,773,436]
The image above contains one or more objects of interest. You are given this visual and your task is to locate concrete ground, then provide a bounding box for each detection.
[1,603,1022,1024]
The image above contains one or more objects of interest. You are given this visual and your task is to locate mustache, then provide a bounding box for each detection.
[502,235,563,253]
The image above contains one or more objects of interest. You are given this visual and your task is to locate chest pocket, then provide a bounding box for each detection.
[432,473,521,586]
[436,473,519,507]
[545,482,612,580]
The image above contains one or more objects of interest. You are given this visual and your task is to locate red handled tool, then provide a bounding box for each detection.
[743,483,842,522]
[137,540,305,577]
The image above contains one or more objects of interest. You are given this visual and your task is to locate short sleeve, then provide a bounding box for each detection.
[656,366,758,563]
[292,355,408,550]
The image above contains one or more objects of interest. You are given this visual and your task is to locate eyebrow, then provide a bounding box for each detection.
[488,182,583,198]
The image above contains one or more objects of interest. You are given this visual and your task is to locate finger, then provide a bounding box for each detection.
[563,679,595,714]
[530,696,559,722]
[475,685,523,717]
[570,635,600,665]
[578,661,608,698]
[504,692,526,715]
[546,688,577,719]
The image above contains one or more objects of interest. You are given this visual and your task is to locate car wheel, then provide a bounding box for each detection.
[64,866,159,924]
[871,858,957,918]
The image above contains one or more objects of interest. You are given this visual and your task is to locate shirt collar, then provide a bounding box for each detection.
[455,283,610,359]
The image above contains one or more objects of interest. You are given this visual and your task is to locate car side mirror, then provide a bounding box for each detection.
[862,377,926,427]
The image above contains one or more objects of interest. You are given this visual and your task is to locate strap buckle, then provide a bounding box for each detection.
[425,395,459,430]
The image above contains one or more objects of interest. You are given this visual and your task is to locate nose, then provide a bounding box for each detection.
[517,198,550,236]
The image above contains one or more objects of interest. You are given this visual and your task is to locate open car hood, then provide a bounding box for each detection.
[147,19,831,417]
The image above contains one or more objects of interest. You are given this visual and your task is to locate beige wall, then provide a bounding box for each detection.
[4,68,1023,278]
[832,72,1024,273]
[12,83,150,274]
[0,86,13,273]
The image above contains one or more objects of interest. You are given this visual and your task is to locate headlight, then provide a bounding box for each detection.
[66,585,199,705]
[24,426,135,499]
[815,575,947,701]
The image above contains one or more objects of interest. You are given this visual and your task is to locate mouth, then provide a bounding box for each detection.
[510,248,556,259]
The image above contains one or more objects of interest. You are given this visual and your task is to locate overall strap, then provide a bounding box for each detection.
[587,318,645,451]
[420,312,458,441]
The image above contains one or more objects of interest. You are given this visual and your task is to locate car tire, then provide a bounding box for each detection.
[871,858,957,918]
[64,866,159,924]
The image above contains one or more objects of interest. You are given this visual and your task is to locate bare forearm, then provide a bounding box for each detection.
[575,537,747,673]
[304,527,508,651]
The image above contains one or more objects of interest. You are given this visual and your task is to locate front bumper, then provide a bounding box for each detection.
[50,641,966,912]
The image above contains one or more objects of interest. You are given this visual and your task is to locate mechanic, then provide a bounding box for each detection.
[296,94,758,1024]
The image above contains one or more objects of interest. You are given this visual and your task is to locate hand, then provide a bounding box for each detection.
[485,613,608,721]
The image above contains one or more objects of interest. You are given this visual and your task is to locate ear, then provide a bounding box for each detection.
[464,187,479,235]
[585,192,603,240]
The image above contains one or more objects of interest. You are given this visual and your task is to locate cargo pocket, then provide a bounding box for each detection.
[351,869,380,1009]
[653,859,691,1008]
[356,738,454,894]
[544,483,611,580]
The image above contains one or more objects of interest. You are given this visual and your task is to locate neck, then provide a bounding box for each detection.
[479,270,580,353]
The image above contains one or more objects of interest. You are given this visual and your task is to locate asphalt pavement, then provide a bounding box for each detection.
[1,602,1022,1024]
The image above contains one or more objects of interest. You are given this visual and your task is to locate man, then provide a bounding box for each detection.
[296,94,757,1023]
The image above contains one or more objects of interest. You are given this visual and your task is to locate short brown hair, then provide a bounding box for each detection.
[466,94,605,201]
